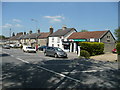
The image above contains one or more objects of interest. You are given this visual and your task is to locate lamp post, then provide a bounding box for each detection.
[9,28,11,45]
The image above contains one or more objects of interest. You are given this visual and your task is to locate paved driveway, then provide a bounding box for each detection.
[90,53,117,62]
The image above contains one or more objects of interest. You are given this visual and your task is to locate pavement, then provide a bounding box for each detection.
[1,48,120,89]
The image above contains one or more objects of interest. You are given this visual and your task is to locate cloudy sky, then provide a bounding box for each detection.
[1,1,119,37]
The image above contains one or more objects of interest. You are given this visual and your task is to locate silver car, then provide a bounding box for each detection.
[44,47,67,58]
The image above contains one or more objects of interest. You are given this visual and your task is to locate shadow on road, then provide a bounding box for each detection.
[0,53,10,57]
[2,58,120,89]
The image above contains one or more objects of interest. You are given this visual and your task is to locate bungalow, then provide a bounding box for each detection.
[68,30,116,53]
[48,26,77,52]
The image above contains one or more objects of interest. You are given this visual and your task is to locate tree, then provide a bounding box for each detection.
[12,32,15,36]
[115,27,120,69]
[0,35,6,39]
[80,30,88,32]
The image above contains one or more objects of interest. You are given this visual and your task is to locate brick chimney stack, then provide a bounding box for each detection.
[24,32,26,35]
[62,25,67,30]
[37,29,40,33]
[50,26,53,34]
[29,30,32,34]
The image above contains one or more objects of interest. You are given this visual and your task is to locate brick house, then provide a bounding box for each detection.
[68,30,116,52]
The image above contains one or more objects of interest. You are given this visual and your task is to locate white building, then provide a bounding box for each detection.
[48,26,77,52]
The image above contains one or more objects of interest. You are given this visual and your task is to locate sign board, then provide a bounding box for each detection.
[73,39,86,42]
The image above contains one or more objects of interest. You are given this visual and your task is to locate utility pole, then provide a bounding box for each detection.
[9,28,11,45]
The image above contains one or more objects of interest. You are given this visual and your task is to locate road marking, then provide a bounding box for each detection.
[81,69,104,73]
[16,58,29,64]
[36,65,81,83]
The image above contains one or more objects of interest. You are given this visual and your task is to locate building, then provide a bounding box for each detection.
[20,27,53,47]
[48,26,77,52]
[68,30,116,52]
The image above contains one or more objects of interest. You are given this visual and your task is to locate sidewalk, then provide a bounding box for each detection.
[90,53,117,62]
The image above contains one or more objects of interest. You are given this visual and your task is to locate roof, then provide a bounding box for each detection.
[49,28,76,37]
[19,32,51,39]
[38,32,51,39]
[68,31,108,39]
[10,34,23,40]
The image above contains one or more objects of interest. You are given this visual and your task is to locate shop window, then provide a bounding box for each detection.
[64,45,70,49]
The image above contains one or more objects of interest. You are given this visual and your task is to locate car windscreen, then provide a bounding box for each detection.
[27,47,35,49]
[54,48,63,52]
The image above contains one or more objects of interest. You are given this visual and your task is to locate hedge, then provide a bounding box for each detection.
[79,42,104,56]
[116,43,120,55]
[80,50,90,59]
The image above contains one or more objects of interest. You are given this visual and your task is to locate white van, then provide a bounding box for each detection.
[22,45,36,53]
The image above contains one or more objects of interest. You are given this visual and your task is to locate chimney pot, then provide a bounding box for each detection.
[50,26,53,34]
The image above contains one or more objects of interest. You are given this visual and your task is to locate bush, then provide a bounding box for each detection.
[80,50,90,59]
[116,43,120,55]
[79,42,104,56]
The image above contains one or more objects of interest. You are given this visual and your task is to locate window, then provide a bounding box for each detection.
[107,36,110,38]
[58,44,59,47]
[52,37,54,42]
[57,37,60,43]
[52,44,54,47]
[107,40,110,42]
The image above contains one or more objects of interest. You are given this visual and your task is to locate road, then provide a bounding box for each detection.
[1,48,120,89]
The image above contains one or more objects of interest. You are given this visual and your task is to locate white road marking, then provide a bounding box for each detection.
[16,58,29,64]
[81,69,104,73]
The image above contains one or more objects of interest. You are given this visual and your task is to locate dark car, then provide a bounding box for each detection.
[44,47,67,58]
[38,46,47,51]
[2,45,10,49]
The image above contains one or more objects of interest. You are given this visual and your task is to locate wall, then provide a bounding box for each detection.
[38,38,47,46]
[100,31,116,52]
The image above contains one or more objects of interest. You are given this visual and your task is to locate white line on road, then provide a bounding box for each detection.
[16,58,29,64]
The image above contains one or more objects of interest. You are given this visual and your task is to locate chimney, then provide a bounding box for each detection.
[37,29,40,33]
[29,30,32,34]
[62,25,67,30]
[50,26,53,34]
[24,32,26,35]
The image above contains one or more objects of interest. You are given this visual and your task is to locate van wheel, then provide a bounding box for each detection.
[54,54,58,58]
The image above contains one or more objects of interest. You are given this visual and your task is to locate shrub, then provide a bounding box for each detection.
[79,42,104,56]
[116,43,120,55]
[80,50,90,59]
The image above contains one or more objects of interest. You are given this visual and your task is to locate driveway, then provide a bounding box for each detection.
[90,53,117,62]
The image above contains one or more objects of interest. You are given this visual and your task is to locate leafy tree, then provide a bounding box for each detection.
[0,35,6,39]
[80,30,88,32]
[114,27,120,42]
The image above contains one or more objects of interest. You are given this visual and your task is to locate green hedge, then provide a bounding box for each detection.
[80,50,90,59]
[116,43,120,55]
[79,42,104,56]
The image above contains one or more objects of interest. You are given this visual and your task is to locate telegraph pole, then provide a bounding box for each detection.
[9,28,11,45]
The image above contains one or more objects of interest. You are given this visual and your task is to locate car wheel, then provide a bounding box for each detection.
[44,52,47,56]
[54,54,58,58]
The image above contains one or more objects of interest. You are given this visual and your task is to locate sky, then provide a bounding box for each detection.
[1,1,119,37]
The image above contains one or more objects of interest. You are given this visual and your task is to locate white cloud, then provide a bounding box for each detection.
[12,19,21,23]
[0,23,13,28]
[15,24,23,27]
[44,15,65,23]
[0,23,23,29]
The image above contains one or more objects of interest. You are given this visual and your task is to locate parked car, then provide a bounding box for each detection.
[44,47,67,58]
[23,46,36,53]
[112,48,117,53]
[2,45,10,49]
[37,46,47,51]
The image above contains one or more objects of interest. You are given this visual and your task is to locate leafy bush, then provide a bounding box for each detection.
[80,50,90,59]
[79,42,104,56]
[116,43,120,55]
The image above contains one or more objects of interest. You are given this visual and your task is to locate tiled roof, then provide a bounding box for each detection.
[10,34,23,40]
[49,28,76,37]
[68,31,108,39]
[38,32,50,39]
